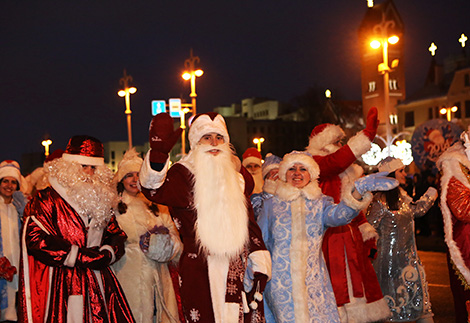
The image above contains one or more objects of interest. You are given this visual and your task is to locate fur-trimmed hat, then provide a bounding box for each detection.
[188,112,230,149]
[62,135,104,166]
[0,160,26,190]
[262,153,281,179]
[242,148,262,168]
[278,151,320,182]
[114,148,143,184]
[377,156,404,174]
[306,123,345,154]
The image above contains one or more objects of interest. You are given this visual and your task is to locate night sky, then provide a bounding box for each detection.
[1,0,467,167]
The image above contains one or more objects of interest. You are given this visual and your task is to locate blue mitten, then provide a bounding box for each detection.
[354,172,399,195]
[146,233,175,262]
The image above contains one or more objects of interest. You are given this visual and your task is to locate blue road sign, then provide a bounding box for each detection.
[151,100,166,116]
[169,98,182,118]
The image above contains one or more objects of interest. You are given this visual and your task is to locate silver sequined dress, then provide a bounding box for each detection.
[366,187,437,322]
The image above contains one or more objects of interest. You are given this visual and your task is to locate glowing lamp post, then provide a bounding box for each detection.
[440,106,458,121]
[253,137,265,152]
[42,139,52,158]
[180,107,191,156]
[370,13,400,157]
[182,49,204,116]
[117,69,137,150]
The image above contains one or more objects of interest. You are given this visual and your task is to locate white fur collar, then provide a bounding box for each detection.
[275,180,322,202]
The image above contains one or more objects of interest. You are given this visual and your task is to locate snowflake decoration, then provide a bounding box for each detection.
[227,282,238,295]
[251,237,261,246]
[189,308,200,322]
[362,143,384,166]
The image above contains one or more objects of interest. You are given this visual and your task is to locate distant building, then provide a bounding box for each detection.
[395,53,470,138]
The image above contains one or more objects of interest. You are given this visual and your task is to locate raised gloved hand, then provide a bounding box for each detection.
[0,256,17,282]
[149,113,183,163]
[363,107,379,141]
[363,239,378,260]
[246,272,268,311]
[354,172,399,196]
[76,247,113,270]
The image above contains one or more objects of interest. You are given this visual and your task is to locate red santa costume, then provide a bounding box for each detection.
[242,148,264,195]
[306,109,391,322]
[18,135,135,323]
[139,113,271,323]
[437,134,470,323]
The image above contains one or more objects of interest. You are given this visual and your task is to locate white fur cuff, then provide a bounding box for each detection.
[139,151,170,189]
[358,222,379,241]
[348,132,372,158]
[64,245,79,267]
[248,250,272,280]
[99,245,116,264]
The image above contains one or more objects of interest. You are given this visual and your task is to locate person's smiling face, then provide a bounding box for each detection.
[0,177,18,203]
[286,163,311,188]
[122,172,140,196]
[394,167,407,185]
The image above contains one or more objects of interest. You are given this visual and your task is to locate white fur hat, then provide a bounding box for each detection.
[188,112,230,149]
[377,156,404,174]
[306,123,345,155]
[278,151,320,182]
[114,148,143,184]
[0,160,27,190]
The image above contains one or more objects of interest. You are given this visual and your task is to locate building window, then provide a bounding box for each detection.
[465,74,470,87]
[404,111,414,127]
[465,100,470,118]
[111,151,115,159]
[389,79,399,90]
[434,106,439,119]
[428,107,433,120]
[368,81,376,92]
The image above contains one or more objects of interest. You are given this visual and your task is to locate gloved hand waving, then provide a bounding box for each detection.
[149,113,183,163]
[246,272,268,311]
[354,172,399,196]
[363,107,379,141]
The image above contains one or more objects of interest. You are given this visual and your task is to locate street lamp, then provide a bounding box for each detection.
[42,139,52,158]
[117,69,137,150]
[182,49,203,116]
[370,13,400,156]
[180,107,191,156]
[440,106,458,121]
[253,137,265,152]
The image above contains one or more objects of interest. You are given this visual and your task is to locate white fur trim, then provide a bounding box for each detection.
[275,180,322,202]
[99,245,116,264]
[242,156,262,168]
[62,153,104,166]
[338,296,391,322]
[289,198,310,323]
[438,142,470,284]
[378,157,405,174]
[67,295,84,323]
[188,114,230,149]
[207,255,230,323]
[342,188,373,211]
[306,124,345,156]
[347,131,373,158]
[139,151,170,189]
[278,151,319,181]
[64,245,79,267]
[247,250,272,280]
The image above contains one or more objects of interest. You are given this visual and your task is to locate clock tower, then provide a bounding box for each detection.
[358,0,406,143]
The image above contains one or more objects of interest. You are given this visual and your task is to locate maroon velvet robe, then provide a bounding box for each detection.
[141,163,267,323]
[18,187,135,323]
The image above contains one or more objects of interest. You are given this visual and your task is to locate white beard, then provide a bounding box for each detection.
[192,143,248,259]
[46,158,117,229]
